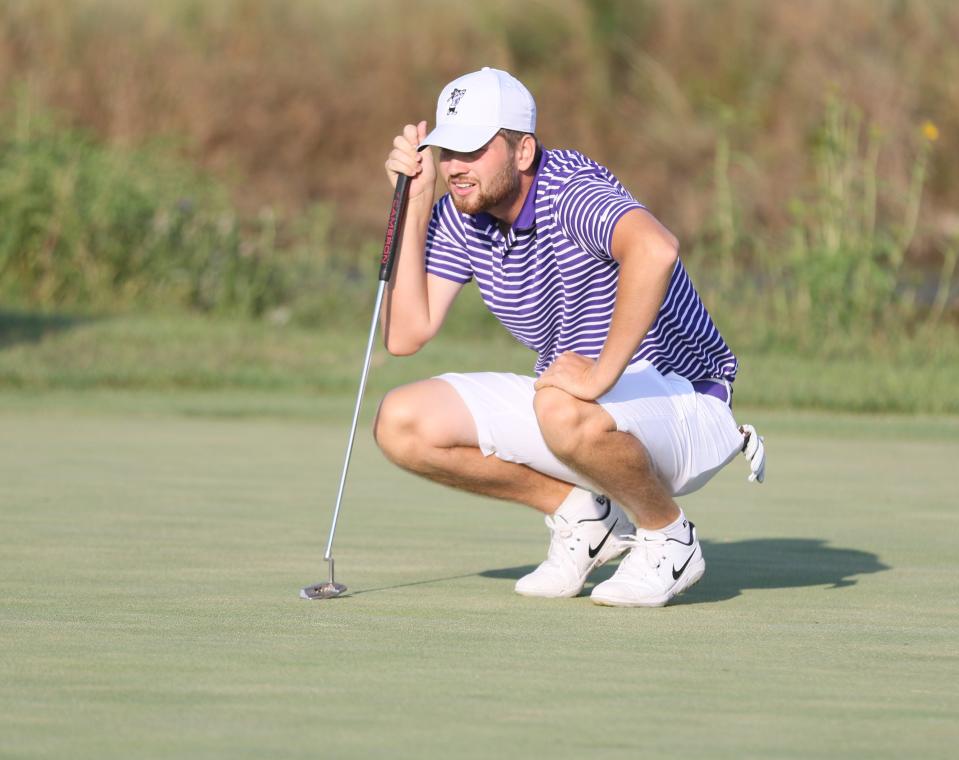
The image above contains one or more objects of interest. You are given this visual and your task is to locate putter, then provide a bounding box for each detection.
[300,173,411,600]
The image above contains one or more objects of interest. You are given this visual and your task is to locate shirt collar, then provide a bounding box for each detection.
[511,148,547,232]
[472,148,548,239]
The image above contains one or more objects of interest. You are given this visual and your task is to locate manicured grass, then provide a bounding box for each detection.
[1,311,958,413]
[1,398,956,758]
[0,309,533,394]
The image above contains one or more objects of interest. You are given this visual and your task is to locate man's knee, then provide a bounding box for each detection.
[373,387,420,460]
[533,387,610,460]
[373,379,478,465]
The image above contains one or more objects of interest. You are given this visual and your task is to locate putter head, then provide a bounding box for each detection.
[300,581,348,600]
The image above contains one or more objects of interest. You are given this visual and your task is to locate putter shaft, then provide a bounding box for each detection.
[303,175,410,600]
[324,282,387,562]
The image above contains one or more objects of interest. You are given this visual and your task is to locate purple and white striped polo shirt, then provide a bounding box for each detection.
[424,148,738,382]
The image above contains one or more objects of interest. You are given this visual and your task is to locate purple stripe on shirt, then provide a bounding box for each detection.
[424,148,738,382]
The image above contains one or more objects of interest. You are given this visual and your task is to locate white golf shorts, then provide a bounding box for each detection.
[437,360,743,497]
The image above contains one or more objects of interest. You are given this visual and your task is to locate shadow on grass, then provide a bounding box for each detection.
[0,310,94,349]
[343,538,888,601]
[481,538,890,604]
[345,573,480,597]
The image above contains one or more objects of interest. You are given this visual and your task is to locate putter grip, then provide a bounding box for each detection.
[378,173,412,282]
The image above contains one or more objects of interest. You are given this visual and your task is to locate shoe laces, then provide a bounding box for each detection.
[617,531,668,573]
[544,514,573,538]
[542,514,583,566]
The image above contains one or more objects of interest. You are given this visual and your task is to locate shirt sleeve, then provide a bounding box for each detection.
[553,169,644,261]
[424,197,474,284]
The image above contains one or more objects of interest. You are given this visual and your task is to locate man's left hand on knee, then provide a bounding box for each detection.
[534,351,615,401]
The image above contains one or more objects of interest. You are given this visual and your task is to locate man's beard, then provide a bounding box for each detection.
[449,158,521,216]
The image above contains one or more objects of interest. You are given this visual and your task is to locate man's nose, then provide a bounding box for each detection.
[445,157,470,175]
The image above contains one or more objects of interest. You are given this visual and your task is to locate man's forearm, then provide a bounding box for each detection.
[534,209,678,401]
[593,249,675,391]
[591,212,678,393]
[380,202,434,354]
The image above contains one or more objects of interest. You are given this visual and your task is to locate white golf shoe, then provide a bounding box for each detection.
[515,492,636,598]
[590,520,705,607]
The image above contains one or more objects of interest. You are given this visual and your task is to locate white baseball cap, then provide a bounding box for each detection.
[418,67,537,153]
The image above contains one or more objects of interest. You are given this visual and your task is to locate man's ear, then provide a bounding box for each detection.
[516,134,538,172]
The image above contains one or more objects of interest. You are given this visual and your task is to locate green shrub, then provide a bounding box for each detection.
[1,90,955,364]
[0,97,298,318]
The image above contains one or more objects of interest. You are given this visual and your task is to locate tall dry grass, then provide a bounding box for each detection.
[2,0,956,251]
[0,0,956,351]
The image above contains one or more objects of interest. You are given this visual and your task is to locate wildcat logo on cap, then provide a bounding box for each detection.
[446,88,467,116]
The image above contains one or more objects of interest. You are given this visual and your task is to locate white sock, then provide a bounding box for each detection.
[660,510,691,540]
[554,488,603,521]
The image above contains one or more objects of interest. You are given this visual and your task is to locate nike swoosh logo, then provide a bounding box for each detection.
[672,550,697,580]
[588,519,618,559]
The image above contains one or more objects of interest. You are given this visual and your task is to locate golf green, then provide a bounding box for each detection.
[1,399,957,759]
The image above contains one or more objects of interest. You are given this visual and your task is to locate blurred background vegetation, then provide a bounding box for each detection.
[0,0,956,410]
